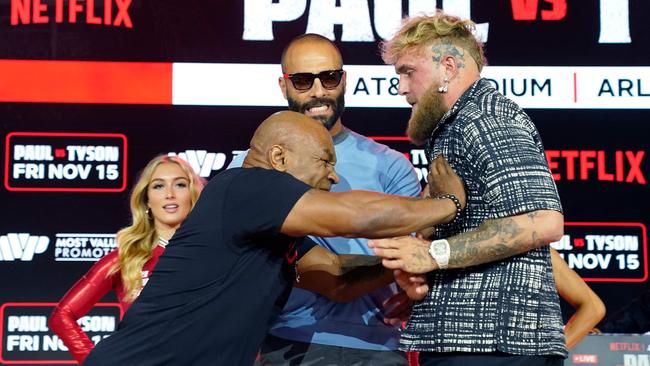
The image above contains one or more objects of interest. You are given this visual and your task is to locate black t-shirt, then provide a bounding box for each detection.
[84,168,312,366]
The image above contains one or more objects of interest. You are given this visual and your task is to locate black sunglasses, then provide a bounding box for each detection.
[282,69,344,91]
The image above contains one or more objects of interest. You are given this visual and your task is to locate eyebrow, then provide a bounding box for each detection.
[150,176,189,182]
[322,149,335,162]
[395,64,413,74]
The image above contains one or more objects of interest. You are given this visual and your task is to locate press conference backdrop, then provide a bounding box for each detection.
[0,1,648,364]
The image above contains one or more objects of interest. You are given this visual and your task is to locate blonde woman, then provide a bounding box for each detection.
[49,155,204,363]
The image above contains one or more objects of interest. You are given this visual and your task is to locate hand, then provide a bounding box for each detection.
[394,269,428,300]
[427,155,466,209]
[382,291,412,325]
[368,236,437,274]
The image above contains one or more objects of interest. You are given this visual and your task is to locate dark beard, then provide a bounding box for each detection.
[288,93,345,131]
[406,83,448,146]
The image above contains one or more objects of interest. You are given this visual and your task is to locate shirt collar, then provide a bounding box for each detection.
[438,78,486,128]
[425,78,490,157]
[332,127,350,145]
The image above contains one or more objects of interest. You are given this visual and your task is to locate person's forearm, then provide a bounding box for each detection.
[551,247,606,348]
[282,187,460,238]
[446,210,563,269]
[296,252,393,303]
[335,191,457,238]
[565,301,606,348]
[332,255,394,302]
[49,304,94,363]
[398,211,565,272]
[370,210,564,274]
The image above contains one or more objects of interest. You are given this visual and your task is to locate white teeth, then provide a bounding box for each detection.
[309,105,328,113]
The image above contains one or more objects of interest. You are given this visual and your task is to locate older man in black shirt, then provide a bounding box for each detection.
[83,111,466,366]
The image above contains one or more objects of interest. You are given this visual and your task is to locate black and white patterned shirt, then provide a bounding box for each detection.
[400,78,567,357]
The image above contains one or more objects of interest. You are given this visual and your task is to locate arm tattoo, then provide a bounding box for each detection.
[431,40,466,69]
[408,244,436,273]
[447,215,540,267]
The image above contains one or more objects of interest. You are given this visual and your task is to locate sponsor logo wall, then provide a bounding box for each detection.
[0,1,648,364]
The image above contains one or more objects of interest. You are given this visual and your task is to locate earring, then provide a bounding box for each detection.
[438,77,449,93]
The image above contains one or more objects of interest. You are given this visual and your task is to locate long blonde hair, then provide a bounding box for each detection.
[111,155,204,302]
[381,11,486,71]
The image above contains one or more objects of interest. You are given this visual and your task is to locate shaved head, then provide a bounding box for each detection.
[248,111,330,156]
[281,34,342,73]
[244,111,338,190]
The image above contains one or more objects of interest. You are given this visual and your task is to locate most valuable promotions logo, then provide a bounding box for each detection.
[54,233,116,262]
[0,234,49,262]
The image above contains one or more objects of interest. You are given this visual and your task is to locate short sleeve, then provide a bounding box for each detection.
[223,169,311,239]
[383,153,422,197]
[296,236,318,259]
[465,116,562,218]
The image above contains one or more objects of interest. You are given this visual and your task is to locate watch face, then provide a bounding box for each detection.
[432,242,447,255]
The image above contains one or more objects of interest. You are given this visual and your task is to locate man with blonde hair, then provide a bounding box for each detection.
[369,11,567,366]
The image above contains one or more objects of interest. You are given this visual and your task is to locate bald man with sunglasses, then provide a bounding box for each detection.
[231,34,421,365]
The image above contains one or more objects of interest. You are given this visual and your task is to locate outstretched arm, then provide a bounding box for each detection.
[281,156,465,239]
[552,248,606,348]
[368,209,564,273]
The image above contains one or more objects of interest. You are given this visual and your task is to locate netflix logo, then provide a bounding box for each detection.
[546,150,646,184]
[10,0,132,28]
[610,342,644,351]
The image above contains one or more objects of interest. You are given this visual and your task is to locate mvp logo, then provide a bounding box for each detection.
[168,150,226,178]
[0,233,49,261]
